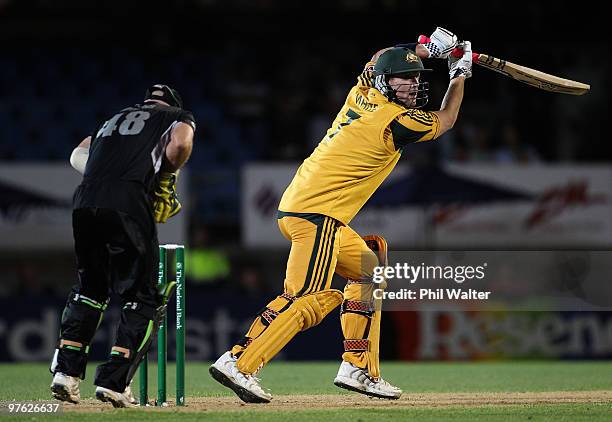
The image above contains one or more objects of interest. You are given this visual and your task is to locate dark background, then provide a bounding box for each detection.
[0,1,610,362]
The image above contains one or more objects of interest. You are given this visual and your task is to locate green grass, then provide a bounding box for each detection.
[1,361,611,420]
[1,405,612,422]
[2,361,612,400]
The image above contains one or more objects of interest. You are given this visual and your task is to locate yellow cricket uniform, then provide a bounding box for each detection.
[279,62,440,225]
[232,61,441,373]
[274,61,441,297]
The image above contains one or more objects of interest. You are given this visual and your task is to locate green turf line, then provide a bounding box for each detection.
[3,361,612,401]
[1,404,611,422]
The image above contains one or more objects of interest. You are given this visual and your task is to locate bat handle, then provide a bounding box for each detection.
[451,48,480,62]
[418,35,480,62]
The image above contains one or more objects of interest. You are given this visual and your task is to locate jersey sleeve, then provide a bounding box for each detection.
[90,122,102,140]
[383,109,440,151]
[178,110,196,132]
[356,61,375,88]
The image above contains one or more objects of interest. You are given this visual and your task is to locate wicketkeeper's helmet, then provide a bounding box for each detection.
[144,84,183,109]
[373,47,432,108]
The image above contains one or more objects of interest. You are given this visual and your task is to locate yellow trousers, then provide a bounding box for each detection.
[231,212,379,369]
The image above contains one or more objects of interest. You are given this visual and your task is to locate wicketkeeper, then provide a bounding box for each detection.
[49,85,195,407]
[210,28,472,402]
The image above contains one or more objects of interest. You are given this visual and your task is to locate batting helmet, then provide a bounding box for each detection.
[373,48,431,108]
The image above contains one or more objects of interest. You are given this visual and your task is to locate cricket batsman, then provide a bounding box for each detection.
[210,27,471,402]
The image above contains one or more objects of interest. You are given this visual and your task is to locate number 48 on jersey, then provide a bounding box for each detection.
[96,110,151,138]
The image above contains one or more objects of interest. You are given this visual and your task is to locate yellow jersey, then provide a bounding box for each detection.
[278,62,440,225]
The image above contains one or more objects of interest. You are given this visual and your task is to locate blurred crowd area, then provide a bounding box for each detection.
[0,1,608,296]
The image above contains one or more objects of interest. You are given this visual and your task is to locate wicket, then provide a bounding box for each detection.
[138,244,186,406]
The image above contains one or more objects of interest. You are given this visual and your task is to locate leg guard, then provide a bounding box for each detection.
[236,289,343,374]
[51,292,109,379]
[230,293,295,357]
[341,235,388,379]
[94,300,159,393]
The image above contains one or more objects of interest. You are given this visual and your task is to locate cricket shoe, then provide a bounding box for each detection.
[95,386,136,408]
[123,382,138,405]
[209,351,272,403]
[50,372,81,404]
[334,361,402,399]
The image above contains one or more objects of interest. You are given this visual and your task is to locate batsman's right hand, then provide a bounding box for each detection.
[152,171,182,223]
[448,41,473,79]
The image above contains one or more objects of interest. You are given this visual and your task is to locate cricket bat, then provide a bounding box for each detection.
[450,48,590,95]
[418,35,590,95]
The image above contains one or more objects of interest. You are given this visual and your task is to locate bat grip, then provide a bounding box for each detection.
[451,48,479,62]
[418,35,479,62]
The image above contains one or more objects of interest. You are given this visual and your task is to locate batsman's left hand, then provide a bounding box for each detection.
[418,27,458,59]
[152,171,182,223]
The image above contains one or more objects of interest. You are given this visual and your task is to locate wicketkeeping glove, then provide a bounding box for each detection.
[419,27,458,59]
[152,171,182,223]
[448,41,473,79]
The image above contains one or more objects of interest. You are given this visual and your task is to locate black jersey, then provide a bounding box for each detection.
[73,102,195,225]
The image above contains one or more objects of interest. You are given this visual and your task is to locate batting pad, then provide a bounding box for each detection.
[340,234,388,379]
[236,289,343,374]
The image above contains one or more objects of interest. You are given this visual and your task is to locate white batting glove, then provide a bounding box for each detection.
[448,41,473,79]
[421,27,458,59]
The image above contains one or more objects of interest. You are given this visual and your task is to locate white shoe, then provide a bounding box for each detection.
[95,386,136,408]
[209,351,272,403]
[334,361,402,399]
[123,382,138,405]
[50,372,81,404]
